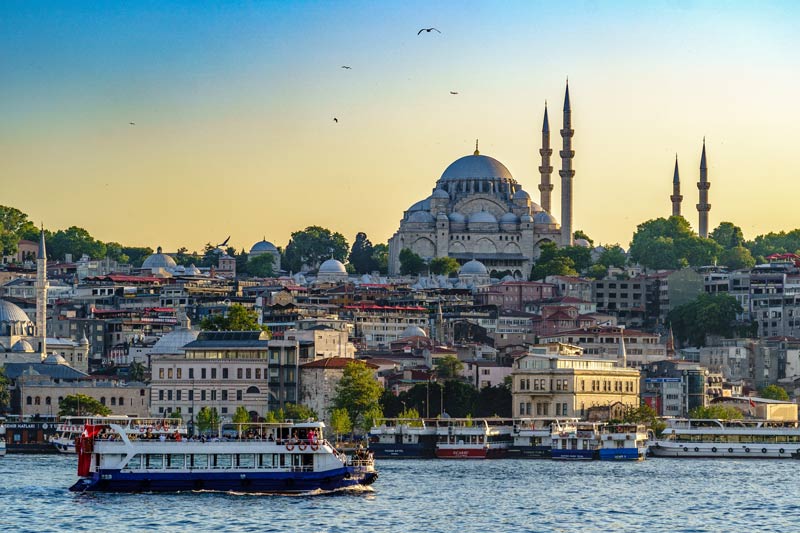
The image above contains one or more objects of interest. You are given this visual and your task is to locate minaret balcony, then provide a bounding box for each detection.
[560,129,574,137]
[539,148,552,156]
[696,204,711,212]
[538,183,554,192]
[670,195,683,202]
[559,170,576,178]
[538,165,553,174]
[559,150,575,158]
[697,182,711,190]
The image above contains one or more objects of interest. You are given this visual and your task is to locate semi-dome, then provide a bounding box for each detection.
[534,212,559,225]
[468,210,498,224]
[43,353,69,365]
[520,214,534,223]
[0,299,32,324]
[439,154,514,182]
[408,211,435,223]
[574,238,591,248]
[513,189,530,200]
[319,258,347,274]
[142,247,177,269]
[400,325,427,338]
[11,339,34,353]
[408,198,431,212]
[448,212,466,223]
[186,264,202,275]
[500,212,519,224]
[431,188,449,199]
[250,240,278,253]
[459,259,488,275]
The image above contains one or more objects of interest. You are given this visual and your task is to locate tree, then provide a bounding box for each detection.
[718,245,756,270]
[529,242,579,280]
[283,402,317,421]
[710,222,746,249]
[758,385,790,401]
[745,229,800,260]
[689,405,743,420]
[245,253,276,277]
[283,226,349,272]
[200,304,270,334]
[573,230,594,247]
[629,216,722,270]
[128,362,146,382]
[668,293,743,347]
[232,405,251,431]
[329,408,352,441]
[0,206,37,257]
[473,385,512,417]
[371,243,389,274]
[349,232,377,274]
[399,248,426,275]
[435,355,464,380]
[332,361,383,431]
[104,242,130,264]
[0,367,10,411]
[122,246,155,267]
[585,264,609,280]
[429,256,460,276]
[58,394,112,417]
[264,408,285,423]
[597,244,627,269]
[196,406,221,434]
[48,226,107,261]
[559,245,593,272]
[359,404,384,433]
[622,404,666,435]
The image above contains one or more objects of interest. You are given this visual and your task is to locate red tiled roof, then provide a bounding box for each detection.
[301,357,377,369]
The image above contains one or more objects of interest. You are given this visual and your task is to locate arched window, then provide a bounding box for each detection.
[100,397,106,405]
[111,397,116,406]
[119,397,125,406]
[45,397,51,405]
[34,396,41,405]
[246,386,260,394]
[26,396,32,405]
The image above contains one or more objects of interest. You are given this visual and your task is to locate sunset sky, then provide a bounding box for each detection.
[2,1,798,254]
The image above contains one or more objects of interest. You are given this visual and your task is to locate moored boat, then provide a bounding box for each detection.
[597,423,648,461]
[69,417,377,493]
[550,421,601,460]
[510,418,578,458]
[650,418,800,459]
[434,418,513,459]
[368,418,437,458]
[0,423,6,457]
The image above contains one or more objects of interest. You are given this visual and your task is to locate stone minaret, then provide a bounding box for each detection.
[559,81,575,245]
[670,155,683,217]
[538,102,553,213]
[697,139,711,238]
[35,227,48,356]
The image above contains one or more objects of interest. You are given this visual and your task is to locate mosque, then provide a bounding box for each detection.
[388,81,579,279]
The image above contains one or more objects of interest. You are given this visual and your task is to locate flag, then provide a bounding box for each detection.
[749,398,755,408]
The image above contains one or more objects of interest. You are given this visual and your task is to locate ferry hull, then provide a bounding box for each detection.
[435,447,507,459]
[507,446,551,459]
[650,441,800,459]
[69,467,377,493]
[368,442,436,459]
[550,449,597,460]
[598,448,644,461]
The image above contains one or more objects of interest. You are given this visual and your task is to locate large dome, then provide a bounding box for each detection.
[0,300,32,324]
[459,259,488,275]
[319,258,347,274]
[142,247,177,269]
[250,240,278,253]
[439,154,514,182]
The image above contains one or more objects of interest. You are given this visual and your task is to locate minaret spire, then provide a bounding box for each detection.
[697,138,711,238]
[35,225,49,357]
[559,79,575,245]
[474,139,480,156]
[538,102,554,213]
[671,154,683,217]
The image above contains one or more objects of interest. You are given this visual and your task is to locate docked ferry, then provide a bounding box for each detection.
[597,424,648,461]
[0,423,5,457]
[69,418,378,493]
[650,418,800,459]
[368,418,437,458]
[550,421,601,460]
[434,418,513,459]
[510,418,578,458]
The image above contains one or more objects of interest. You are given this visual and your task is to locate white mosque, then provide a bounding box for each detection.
[388,81,578,279]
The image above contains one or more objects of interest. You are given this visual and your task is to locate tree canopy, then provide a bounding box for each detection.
[200,304,270,334]
[0,367,10,411]
[0,206,38,258]
[689,405,743,420]
[48,226,108,261]
[371,243,389,274]
[668,293,743,347]
[349,232,377,274]
[58,394,112,417]
[435,355,464,380]
[399,248,426,275]
[529,242,578,280]
[196,406,221,433]
[332,361,383,431]
[628,216,721,270]
[429,256,460,276]
[758,385,790,401]
[245,253,276,277]
[232,405,251,430]
[266,403,317,422]
[283,226,348,272]
[328,407,352,439]
[573,230,594,247]
[597,245,627,269]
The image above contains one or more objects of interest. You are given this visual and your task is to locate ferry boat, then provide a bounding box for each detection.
[550,421,601,460]
[368,418,437,458]
[434,418,513,459]
[650,418,800,459]
[597,424,648,461]
[69,417,378,493]
[0,423,6,457]
[510,418,578,458]
[52,416,183,453]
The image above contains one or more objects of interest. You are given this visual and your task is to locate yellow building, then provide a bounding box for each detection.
[512,343,640,419]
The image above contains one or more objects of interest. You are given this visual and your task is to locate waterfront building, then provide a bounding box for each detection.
[539,325,666,368]
[298,358,378,421]
[641,359,708,417]
[511,343,640,419]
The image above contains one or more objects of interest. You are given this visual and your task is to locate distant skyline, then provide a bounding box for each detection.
[2,1,799,254]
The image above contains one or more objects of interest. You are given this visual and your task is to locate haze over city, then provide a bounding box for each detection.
[2,0,798,252]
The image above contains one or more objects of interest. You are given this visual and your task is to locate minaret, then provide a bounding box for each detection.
[670,155,683,217]
[35,226,48,357]
[697,139,711,238]
[559,80,575,246]
[538,102,554,213]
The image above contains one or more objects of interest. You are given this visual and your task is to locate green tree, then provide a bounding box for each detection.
[668,293,743,347]
[398,406,421,420]
[629,216,722,269]
[371,243,389,274]
[573,230,594,247]
[283,402,317,421]
[0,367,10,411]
[0,206,37,257]
[232,405,251,431]
[264,408,285,423]
[429,256,460,276]
[359,404,384,434]
[200,304,270,334]
[690,405,743,420]
[196,406,221,434]
[622,404,666,435]
[349,232,377,274]
[399,248,426,275]
[329,407,352,441]
[332,361,383,430]
[559,245,593,272]
[473,385,512,417]
[718,245,756,270]
[283,226,349,272]
[745,229,800,259]
[58,394,112,417]
[758,385,790,401]
[585,264,609,280]
[128,362,146,382]
[710,222,746,249]
[529,255,577,281]
[122,246,155,267]
[597,244,627,269]
[104,242,130,264]
[48,226,107,260]
[245,253,276,277]
[435,355,464,380]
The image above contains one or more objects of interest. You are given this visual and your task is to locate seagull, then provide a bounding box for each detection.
[341,65,352,69]
[129,122,136,125]
[417,27,441,35]
[450,91,458,95]
[333,117,338,123]
[216,236,231,248]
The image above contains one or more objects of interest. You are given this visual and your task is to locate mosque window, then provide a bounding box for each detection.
[120,396,125,405]
[100,397,106,405]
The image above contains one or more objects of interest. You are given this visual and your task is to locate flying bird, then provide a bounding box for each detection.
[417,27,441,35]
[341,65,352,69]
[450,91,459,95]
[129,122,136,125]
[333,117,338,123]
[217,236,231,248]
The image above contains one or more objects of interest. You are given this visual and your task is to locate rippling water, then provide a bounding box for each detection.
[1,454,798,532]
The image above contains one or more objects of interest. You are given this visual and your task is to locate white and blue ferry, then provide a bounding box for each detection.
[510,418,578,459]
[69,418,377,493]
[368,418,438,459]
[550,421,601,460]
[597,424,648,461]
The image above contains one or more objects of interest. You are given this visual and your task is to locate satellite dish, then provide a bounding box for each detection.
[223,299,231,306]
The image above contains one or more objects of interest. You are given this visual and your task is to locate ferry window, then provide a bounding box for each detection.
[237,454,255,468]
[126,455,142,470]
[191,454,208,468]
[214,454,232,469]
[167,454,185,469]
[259,454,272,468]
[146,454,164,469]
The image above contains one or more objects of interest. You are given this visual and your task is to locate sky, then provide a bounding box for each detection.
[2,1,799,254]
